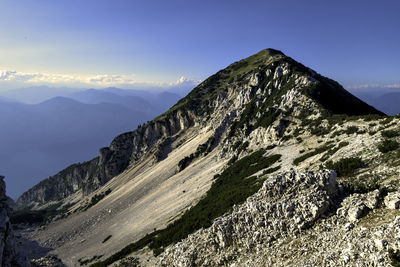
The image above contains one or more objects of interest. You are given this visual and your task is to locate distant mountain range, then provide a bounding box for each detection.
[0,88,182,198]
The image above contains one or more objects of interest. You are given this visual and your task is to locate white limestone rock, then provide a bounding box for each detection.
[384,192,400,209]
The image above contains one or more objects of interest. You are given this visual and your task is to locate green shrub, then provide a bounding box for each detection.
[389,249,400,267]
[381,129,399,138]
[114,257,140,267]
[339,175,380,194]
[378,139,399,153]
[345,126,359,135]
[379,117,394,125]
[320,141,349,162]
[11,201,74,225]
[325,157,364,177]
[79,255,103,266]
[178,136,216,171]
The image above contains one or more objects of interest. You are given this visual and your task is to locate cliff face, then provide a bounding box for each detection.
[0,176,29,266]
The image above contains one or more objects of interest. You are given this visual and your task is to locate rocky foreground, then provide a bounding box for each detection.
[159,170,400,267]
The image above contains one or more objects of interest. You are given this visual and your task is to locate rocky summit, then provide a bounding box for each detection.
[13,49,400,266]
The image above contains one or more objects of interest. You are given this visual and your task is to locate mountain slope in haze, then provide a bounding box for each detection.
[16,49,400,267]
[363,92,400,115]
[1,87,181,198]
[68,89,181,115]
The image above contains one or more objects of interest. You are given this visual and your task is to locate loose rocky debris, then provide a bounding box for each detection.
[385,192,400,210]
[31,255,65,267]
[159,170,337,266]
[159,171,400,266]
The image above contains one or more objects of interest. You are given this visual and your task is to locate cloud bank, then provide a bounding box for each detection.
[346,83,400,90]
[0,70,201,90]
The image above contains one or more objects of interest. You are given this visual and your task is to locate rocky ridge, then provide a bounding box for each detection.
[14,49,399,266]
[16,49,380,210]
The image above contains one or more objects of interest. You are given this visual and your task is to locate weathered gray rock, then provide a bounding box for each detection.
[31,255,65,267]
[159,170,337,266]
[0,176,30,266]
[384,191,400,209]
[336,190,380,222]
[347,203,369,222]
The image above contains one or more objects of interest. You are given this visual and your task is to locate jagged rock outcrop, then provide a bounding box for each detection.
[0,176,30,266]
[159,170,337,266]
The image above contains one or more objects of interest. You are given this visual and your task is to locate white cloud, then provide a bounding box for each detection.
[346,83,400,90]
[0,70,201,89]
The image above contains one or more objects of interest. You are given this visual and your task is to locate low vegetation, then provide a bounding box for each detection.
[320,141,349,162]
[91,150,281,267]
[339,175,380,194]
[293,144,334,165]
[114,257,140,267]
[381,129,399,138]
[325,157,364,177]
[378,139,399,153]
[79,255,103,266]
[77,189,112,212]
[389,249,400,267]
[344,126,359,135]
[178,136,216,171]
[11,201,75,225]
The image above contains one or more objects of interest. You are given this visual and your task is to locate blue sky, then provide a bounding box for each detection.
[0,0,399,90]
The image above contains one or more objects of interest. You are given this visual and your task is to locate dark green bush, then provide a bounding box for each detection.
[340,176,380,194]
[389,249,400,267]
[381,129,399,138]
[345,126,359,135]
[325,157,364,177]
[378,139,399,153]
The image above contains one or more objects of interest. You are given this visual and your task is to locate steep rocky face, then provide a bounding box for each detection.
[0,176,30,266]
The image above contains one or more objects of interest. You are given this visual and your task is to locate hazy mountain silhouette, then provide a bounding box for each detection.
[0,90,181,198]
[350,89,400,115]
